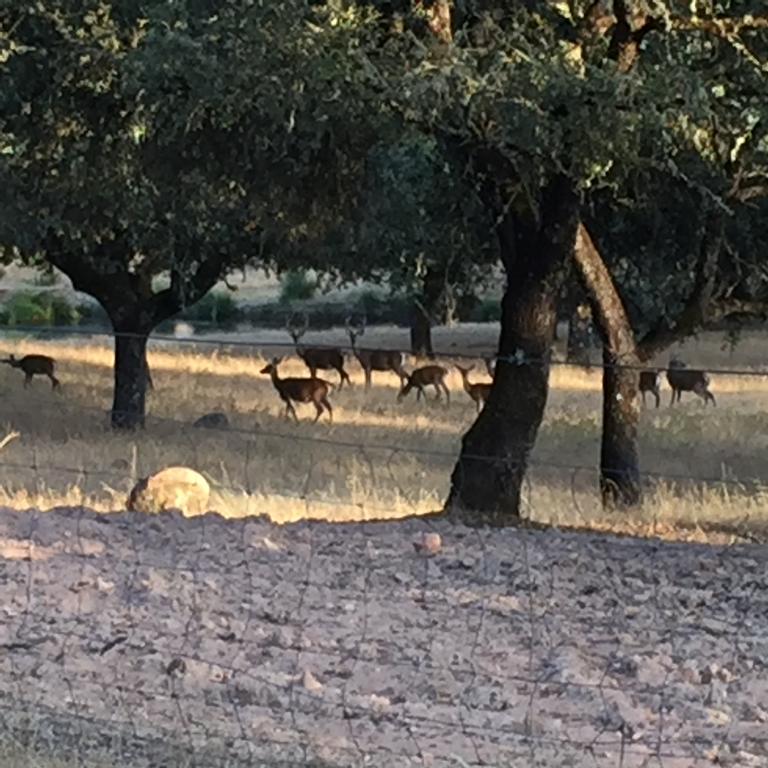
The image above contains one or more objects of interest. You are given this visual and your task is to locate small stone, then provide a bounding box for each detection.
[414,532,442,555]
[302,669,323,693]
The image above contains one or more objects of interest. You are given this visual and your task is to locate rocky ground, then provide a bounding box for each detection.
[1,505,767,767]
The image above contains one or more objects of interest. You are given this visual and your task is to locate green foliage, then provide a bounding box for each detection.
[178,292,241,327]
[0,291,80,326]
[279,271,318,304]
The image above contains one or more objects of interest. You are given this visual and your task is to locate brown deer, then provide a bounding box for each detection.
[2,354,60,389]
[345,316,407,389]
[639,369,661,408]
[260,357,333,423]
[397,365,450,405]
[456,364,492,412]
[666,358,716,406]
[286,313,351,389]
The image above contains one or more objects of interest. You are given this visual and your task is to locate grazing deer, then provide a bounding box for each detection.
[345,316,407,389]
[666,358,716,406]
[2,354,60,389]
[260,357,333,423]
[286,313,351,389]
[456,364,492,412]
[639,369,661,408]
[397,365,450,405]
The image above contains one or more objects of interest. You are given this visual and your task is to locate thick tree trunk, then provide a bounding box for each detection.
[409,302,434,357]
[572,224,642,509]
[600,346,641,508]
[112,327,151,430]
[445,176,578,525]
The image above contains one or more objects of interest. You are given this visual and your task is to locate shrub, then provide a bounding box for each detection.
[279,270,317,303]
[37,293,81,325]
[179,292,240,327]
[4,293,50,325]
[0,291,81,327]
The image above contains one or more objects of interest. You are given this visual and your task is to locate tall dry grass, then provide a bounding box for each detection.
[0,327,767,543]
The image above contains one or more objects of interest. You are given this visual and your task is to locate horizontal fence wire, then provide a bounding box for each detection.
[1,328,768,767]
[3,322,768,377]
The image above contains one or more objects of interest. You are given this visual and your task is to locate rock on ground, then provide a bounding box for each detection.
[0,505,767,768]
[126,466,210,516]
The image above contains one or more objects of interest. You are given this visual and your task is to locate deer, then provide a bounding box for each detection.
[286,313,351,389]
[345,316,408,389]
[455,364,492,412]
[2,354,60,389]
[666,358,716,406]
[260,357,334,423]
[397,365,450,405]
[638,369,661,408]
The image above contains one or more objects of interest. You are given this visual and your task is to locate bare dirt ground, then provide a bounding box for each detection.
[1,505,767,768]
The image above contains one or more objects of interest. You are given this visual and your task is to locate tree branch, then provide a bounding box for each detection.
[638,213,724,361]
[572,222,637,360]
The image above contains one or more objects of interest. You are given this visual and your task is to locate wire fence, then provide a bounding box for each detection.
[1,327,768,766]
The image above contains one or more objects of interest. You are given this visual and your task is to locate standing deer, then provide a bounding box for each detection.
[286,313,351,389]
[345,316,407,389]
[260,357,334,423]
[666,358,716,406]
[2,354,60,389]
[639,369,661,408]
[455,364,492,412]
[397,365,450,405]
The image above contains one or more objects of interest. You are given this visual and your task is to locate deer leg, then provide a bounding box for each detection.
[321,396,333,423]
[432,383,441,401]
[340,368,351,390]
[364,368,372,389]
[282,397,298,422]
[669,389,676,406]
[49,374,60,390]
[442,382,450,405]
[24,373,31,388]
[312,401,323,423]
[653,390,659,408]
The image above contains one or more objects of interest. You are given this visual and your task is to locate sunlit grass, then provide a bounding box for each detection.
[1,329,767,544]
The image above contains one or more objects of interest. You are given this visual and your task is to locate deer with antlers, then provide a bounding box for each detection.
[397,365,450,405]
[260,357,334,423]
[456,364,492,412]
[286,313,351,389]
[2,354,60,389]
[345,316,408,389]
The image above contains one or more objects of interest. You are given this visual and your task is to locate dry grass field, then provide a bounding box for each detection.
[1,323,768,543]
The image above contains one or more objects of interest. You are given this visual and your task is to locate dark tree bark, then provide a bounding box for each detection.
[111,323,152,430]
[409,302,434,357]
[45,234,228,430]
[573,224,641,508]
[598,345,641,507]
[445,175,579,525]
